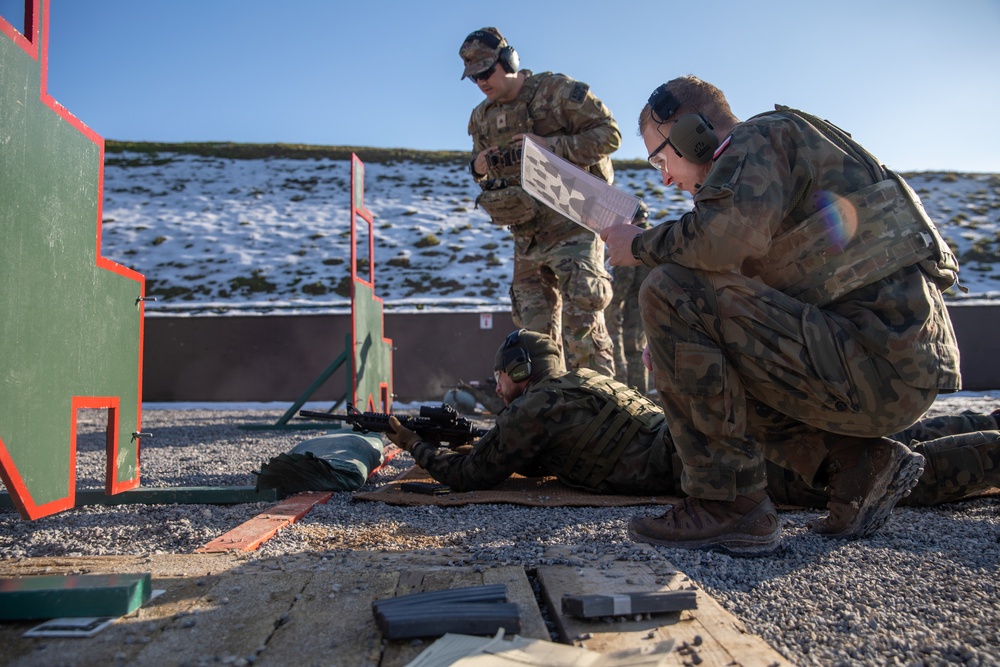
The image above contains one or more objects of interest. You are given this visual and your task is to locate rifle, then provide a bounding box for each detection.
[298,403,488,446]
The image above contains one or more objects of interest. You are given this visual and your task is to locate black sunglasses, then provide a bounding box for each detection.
[648,84,681,124]
[470,61,498,83]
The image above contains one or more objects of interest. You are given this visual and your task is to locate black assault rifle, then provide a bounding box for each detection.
[298,403,488,446]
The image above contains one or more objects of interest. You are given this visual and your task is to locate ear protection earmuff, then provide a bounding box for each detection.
[501,329,532,382]
[647,84,719,164]
[473,30,519,74]
[667,114,718,164]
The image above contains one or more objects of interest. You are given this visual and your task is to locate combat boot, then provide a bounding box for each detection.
[627,491,781,557]
[811,436,924,539]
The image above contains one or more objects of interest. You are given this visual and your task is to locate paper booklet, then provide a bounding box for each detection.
[520,136,641,234]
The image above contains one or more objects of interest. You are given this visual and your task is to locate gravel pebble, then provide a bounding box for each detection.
[2,396,998,666]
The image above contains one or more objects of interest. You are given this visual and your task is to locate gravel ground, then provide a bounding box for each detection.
[2,395,999,666]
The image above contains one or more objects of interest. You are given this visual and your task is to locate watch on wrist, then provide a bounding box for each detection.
[631,233,644,261]
[469,158,482,179]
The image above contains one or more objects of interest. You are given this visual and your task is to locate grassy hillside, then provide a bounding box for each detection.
[105,140,652,170]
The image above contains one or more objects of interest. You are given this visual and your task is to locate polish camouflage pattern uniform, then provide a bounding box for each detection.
[468,70,620,375]
[631,108,962,501]
[407,367,997,506]
[410,367,672,495]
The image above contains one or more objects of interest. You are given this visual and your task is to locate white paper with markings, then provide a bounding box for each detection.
[520,136,641,234]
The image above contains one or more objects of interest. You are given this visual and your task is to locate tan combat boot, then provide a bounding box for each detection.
[811,436,925,539]
[627,490,781,556]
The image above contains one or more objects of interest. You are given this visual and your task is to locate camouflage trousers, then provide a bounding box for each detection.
[510,214,614,376]
[607,264,651,393]
[767,411,1000,507]
[639,264,938,501]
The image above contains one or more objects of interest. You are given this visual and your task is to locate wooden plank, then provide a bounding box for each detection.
[196,491,333,553]
[377,566,545,667]
[536,560,792,667]
[0,556,551,667]
[255,569,400,667]
[482,566,549,641]
[133,570,313,666]
[379,568,487,667]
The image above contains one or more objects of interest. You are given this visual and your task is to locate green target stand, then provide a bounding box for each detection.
[0,1,146,520]
[263,154,394,428]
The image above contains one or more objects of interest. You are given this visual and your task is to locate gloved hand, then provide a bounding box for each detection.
[386,416,421,452]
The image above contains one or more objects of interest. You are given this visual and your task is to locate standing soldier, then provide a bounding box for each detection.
[606,201,652,394]
[460,27,620,375]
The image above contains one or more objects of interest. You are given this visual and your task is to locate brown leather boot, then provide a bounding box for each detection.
[811,436,925,539]
[627,491,781,556]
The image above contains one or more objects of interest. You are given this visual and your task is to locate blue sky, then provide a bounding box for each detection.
[5,0,999,172]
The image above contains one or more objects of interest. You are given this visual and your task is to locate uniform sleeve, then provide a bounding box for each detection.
[468,107,489,183]
[637,119,810,272]
[407,389,555,491]
[541,77,621,168]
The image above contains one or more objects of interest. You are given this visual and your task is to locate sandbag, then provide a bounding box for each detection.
[255,429,384,497]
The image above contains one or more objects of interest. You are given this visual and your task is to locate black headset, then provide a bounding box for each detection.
[500,329,532,381]
[648,84,718,164]
[467,30,519,74]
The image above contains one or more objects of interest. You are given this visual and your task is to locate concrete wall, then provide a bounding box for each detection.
[143,303,1000,403]
[144,311,517,403]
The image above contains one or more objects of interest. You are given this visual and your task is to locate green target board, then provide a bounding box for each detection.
[1,1,146,519]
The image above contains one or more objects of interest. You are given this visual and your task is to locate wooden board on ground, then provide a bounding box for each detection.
[377,564,548,667]
[0,554,547,667]
[536,554,792,666]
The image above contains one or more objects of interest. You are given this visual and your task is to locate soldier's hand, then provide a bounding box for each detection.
[512,132,547,150]
[473,146,497,178]
[601,223,643,267]
[386,416,420,452]
[642,344,653,371]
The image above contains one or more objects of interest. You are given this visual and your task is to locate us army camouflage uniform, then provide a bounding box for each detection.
[607,263,651,393]
[469,70,619,375]
[607,210,652,393]
[407,367,997,506]
[631,109,962,501]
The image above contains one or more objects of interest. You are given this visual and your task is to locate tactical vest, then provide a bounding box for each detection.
[534,369,665,488]
[471,72,614,227]
[742,106,961,306]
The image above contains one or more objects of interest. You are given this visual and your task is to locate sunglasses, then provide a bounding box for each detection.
[470,61,498,83]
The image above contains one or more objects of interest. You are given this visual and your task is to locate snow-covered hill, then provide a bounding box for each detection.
[99,150,1000,316]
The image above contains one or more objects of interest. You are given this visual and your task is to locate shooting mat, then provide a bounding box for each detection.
[353,466,679,508]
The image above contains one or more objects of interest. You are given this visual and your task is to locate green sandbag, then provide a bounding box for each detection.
[255,429,384,497]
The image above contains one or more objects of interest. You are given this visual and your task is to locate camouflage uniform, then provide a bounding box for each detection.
[607,209,652,393]
[468,69,620,375]
[409,367,674,494]
[607,264,650,392]
[408,367,997,506]
[770,411,1000,507]
[632,108,962,501]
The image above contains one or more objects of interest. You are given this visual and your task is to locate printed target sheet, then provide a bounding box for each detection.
[520,136,641,234]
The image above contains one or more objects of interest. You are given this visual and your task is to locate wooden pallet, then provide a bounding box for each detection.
[0,551,790,666]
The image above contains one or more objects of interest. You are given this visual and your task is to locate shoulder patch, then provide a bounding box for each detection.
[569,81,589,104]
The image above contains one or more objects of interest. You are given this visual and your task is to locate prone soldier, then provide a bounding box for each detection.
[384,331,996,556]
